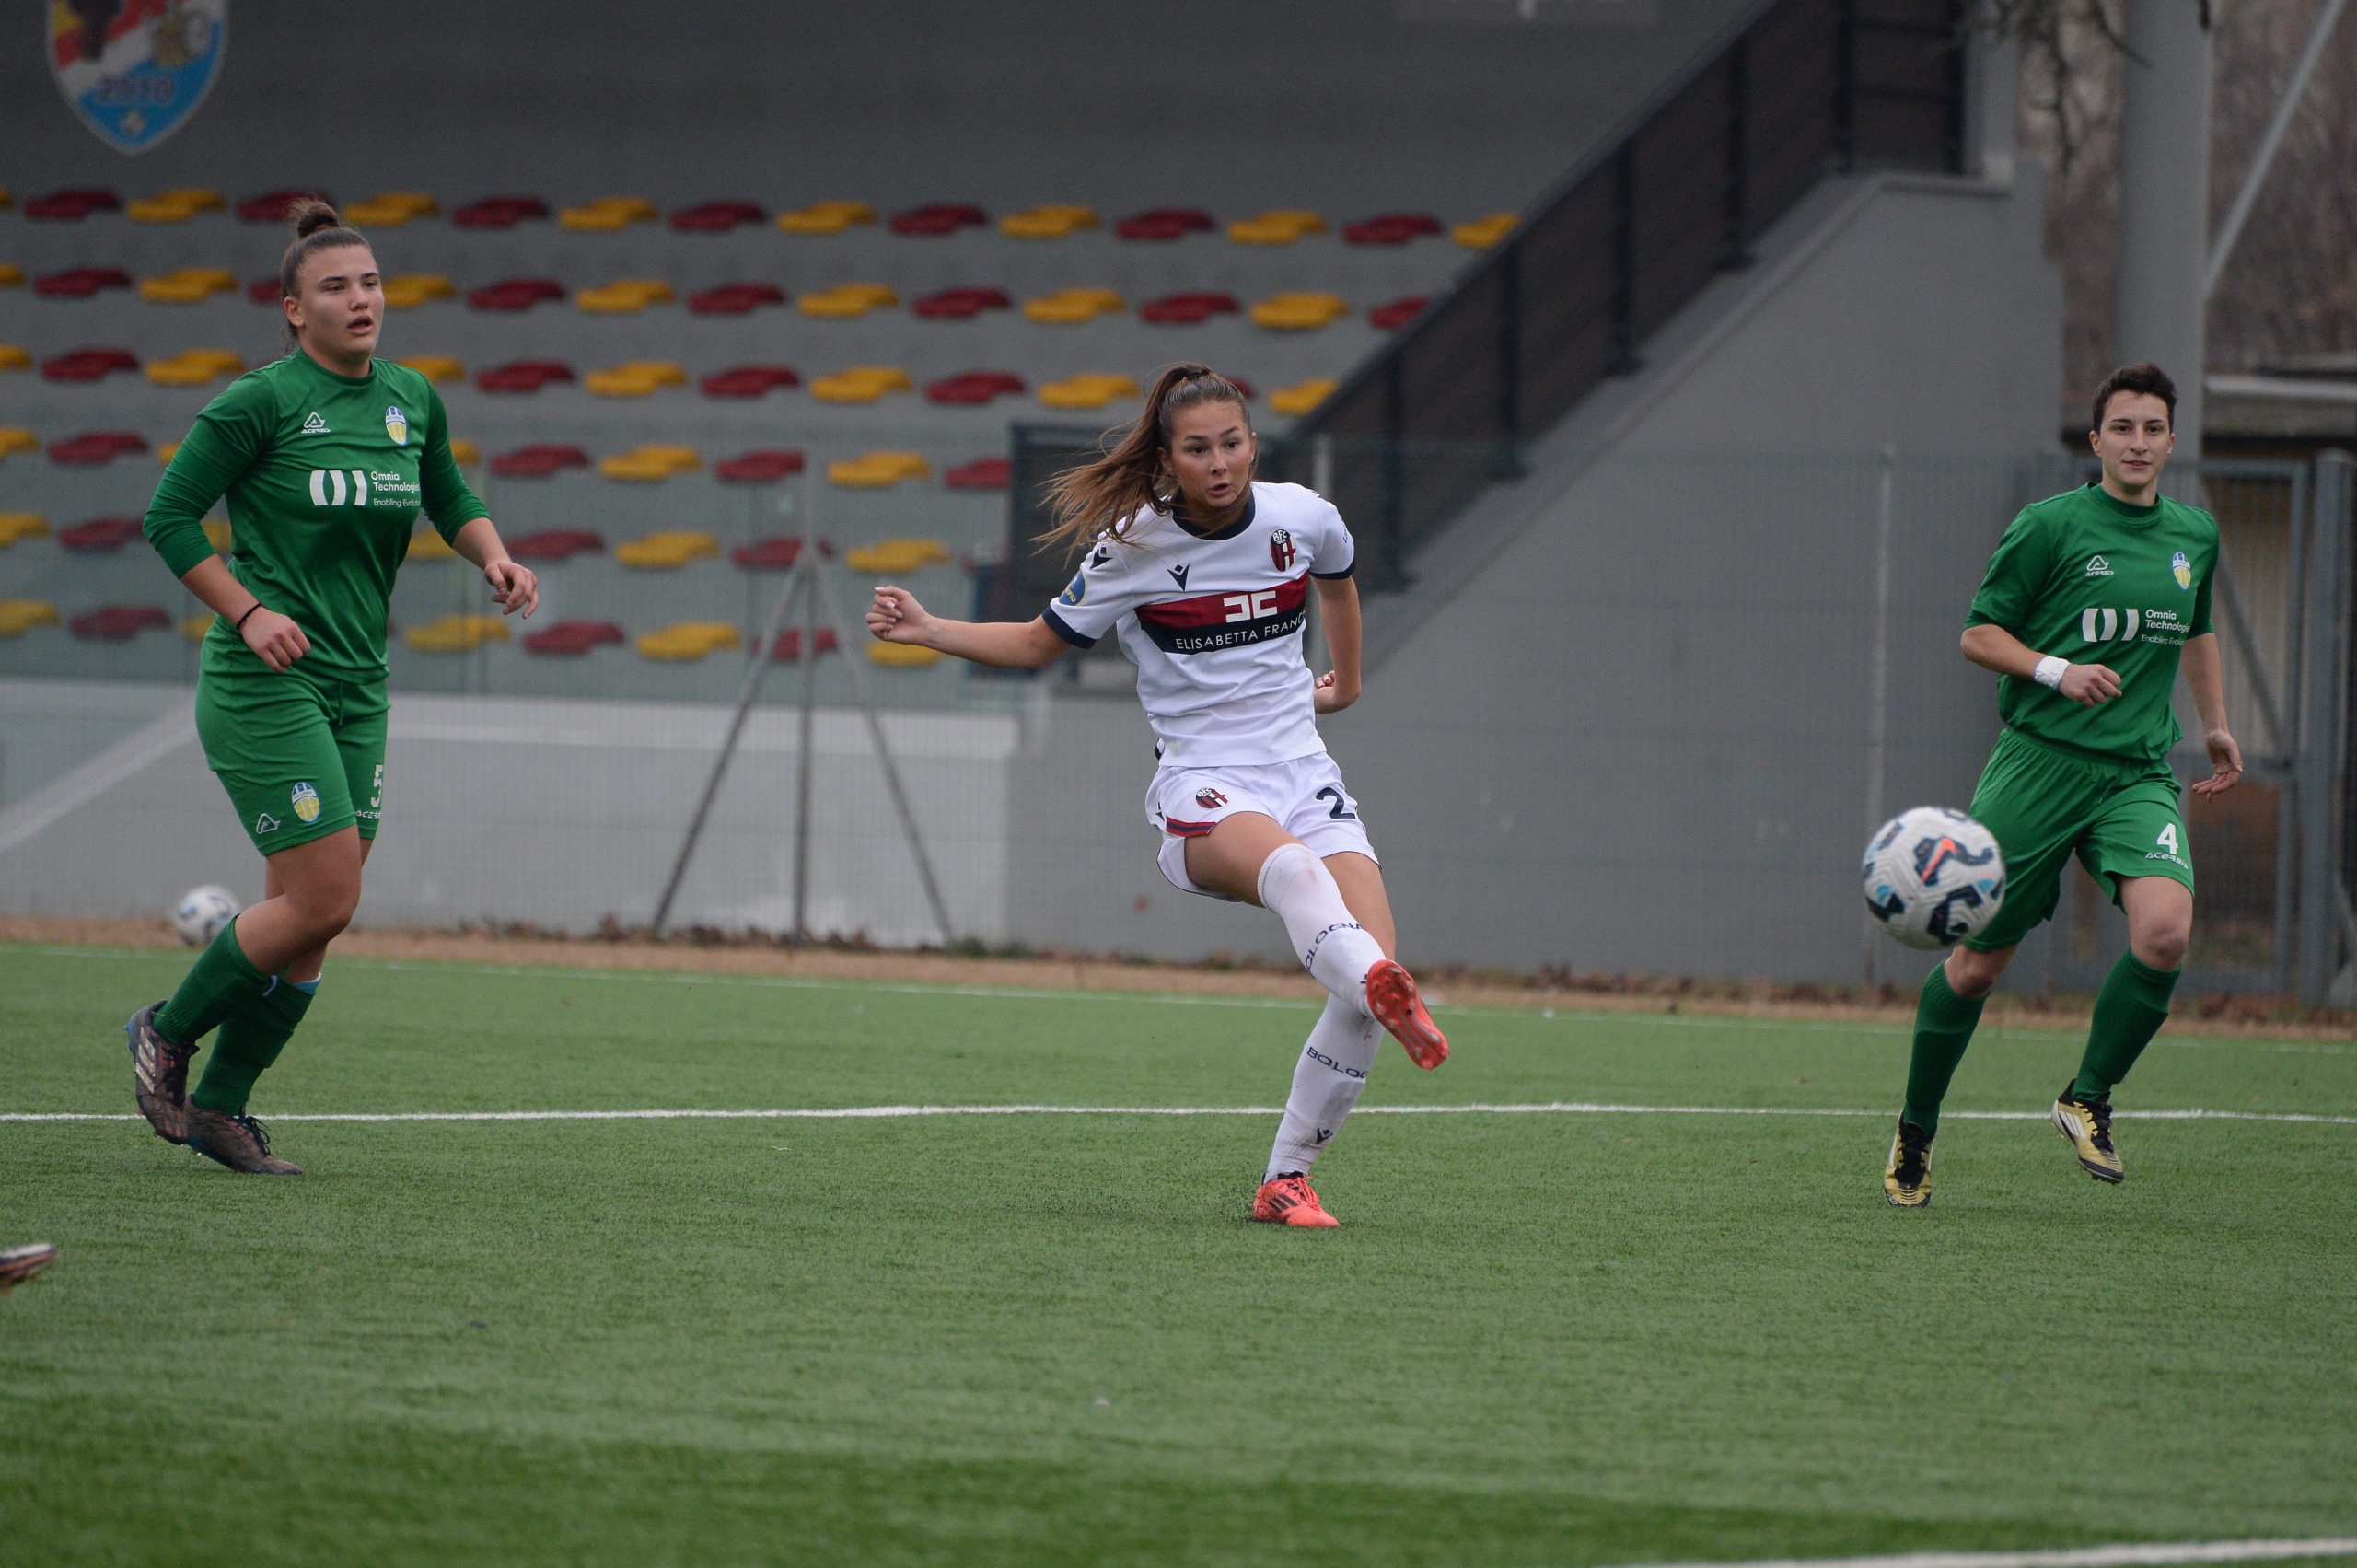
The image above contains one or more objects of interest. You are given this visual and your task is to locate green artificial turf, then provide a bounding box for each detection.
[3,943,2353,1567]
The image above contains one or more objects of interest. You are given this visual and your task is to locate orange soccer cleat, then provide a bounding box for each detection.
[1252,1174,1341,1227]
[1364,958,1449,1069]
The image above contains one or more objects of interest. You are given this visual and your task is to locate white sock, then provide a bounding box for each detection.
[1266,994,1381,1180]
[1256,842,1384,1016]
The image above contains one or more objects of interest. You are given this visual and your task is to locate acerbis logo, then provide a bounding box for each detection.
[2081,607,2141,644]
[308,470,369,506]
[301,412,329,435]
[254,811,280,835]
[2084,555,2114,577]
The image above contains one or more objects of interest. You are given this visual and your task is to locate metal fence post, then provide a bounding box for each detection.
[2298,451,2353,1001]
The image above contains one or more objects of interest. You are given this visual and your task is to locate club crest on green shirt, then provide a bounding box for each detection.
[384,405,409,446]
[2172,551,2191,589]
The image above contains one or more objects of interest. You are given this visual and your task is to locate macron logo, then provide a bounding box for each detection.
[2085,555,2113,576]
[301,412,329,435]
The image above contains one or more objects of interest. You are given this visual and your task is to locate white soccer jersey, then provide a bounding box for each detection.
[1041,482,1356,767]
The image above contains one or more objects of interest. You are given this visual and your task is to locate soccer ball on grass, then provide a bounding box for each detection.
[1861,807,2006,950]
[172,885,241,947]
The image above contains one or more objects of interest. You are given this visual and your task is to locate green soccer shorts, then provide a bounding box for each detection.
[194,660,389,855]
[1963,726,2194,952]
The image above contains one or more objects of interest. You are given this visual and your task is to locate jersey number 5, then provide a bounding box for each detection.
[1315,786,1356,820]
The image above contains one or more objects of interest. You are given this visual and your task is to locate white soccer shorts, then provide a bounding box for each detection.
[1144,751,1378,900]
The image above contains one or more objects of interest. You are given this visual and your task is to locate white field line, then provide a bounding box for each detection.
[6,1104,2354,1125]
[0,709,197,856]
[1587,1539,2357,1568]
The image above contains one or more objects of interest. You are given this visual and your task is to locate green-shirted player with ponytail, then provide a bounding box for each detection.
[126,199,540,1174]
[1884,362,2243,1207]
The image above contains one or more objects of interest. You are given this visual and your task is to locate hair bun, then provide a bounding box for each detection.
[288,197,343,238]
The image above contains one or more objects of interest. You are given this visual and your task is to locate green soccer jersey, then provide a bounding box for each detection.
[1965,481,2216,761]
[144,352,488,681]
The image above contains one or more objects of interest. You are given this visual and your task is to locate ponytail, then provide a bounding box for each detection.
[1039,363,1252,558]
[276,198,369,347]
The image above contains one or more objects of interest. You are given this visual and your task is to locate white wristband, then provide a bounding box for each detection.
[2033,656,2069,690]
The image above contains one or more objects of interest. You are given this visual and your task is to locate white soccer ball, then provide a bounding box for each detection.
[172,885,241,947]
[1862,807,2007,951]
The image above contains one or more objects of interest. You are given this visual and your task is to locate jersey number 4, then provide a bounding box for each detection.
[2157,822,2179,854]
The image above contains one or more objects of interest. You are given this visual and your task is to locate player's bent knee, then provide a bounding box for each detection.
[2133,926,2189,970]
[1945,945,2013,1000]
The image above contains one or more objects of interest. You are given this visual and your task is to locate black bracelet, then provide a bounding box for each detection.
[234,603,263,631]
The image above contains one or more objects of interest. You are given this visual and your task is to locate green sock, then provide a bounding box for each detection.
[2072,951,2178,1101]
[1903,962,1986,1136]
[153,917,271,1046]
[190,975,317,1115]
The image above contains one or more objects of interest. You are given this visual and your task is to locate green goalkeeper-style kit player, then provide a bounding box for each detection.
[125,200,539,1174]
[1884,363,2243,1207]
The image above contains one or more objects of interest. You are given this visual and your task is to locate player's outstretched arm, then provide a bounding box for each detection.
[1961,623,2119,707]
[2180,633,2242,796]
[866,586,1066,668]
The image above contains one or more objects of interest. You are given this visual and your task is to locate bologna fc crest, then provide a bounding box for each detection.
[1269,528,1295,571]
[50,1,228,157]
[1194,787,1228,810]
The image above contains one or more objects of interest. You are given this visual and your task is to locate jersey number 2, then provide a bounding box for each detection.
[1315,786,1356,820]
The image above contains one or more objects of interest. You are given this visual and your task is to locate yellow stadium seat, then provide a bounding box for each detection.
[636,621,743,661]
[157,442,180,464]
[796,283,899,319]
[827,452,932,488]
[1038,373,1142,410]
[599,445,702,482]
[397,354,465,383]
[382,273,458,309]
[203,519,232,552]
[127,187,225,223]
[448,438,481,466]
[1024,287,1123,324]
[139,267,240,303]
[810,366,914,404]
[0,265,19,287]
[404,613,511,654]
[1227,210,1326,245]
[1249,292,1349,331]
[0,514,50,547]
[0,600,61,637]
[867,642,943,668]
[1453,212,1516,249]
[1000,204,1099,239]
[0,428,41,459]
[560,196,658,232]
[180,614,216,642]
[343,191,440,226]
[586,360,690,397]
[1269,379,1339,416]
[616,530,722,568]
[575,278,677,314]
[778,201,876,235]
[844,538,955,573]
[145,349,246,386]
[405,527,459,561]
[0,345,29,371]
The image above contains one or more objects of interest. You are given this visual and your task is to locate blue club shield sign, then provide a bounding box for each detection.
[49,1,228,156]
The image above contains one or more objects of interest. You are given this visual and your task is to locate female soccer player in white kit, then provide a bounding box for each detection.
[866,364,1448,1227]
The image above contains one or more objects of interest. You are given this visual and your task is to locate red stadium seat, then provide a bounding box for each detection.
[911,287,1014,319]
[69,604,171,640]
[522,620,625,656]
[46,431,148,465]
[450,195,550,229]
[25,188,122,221]
[1342,213,1444,246]
[490,444,592,477]
[767,628,841,661]
[57,517,145,552]
[1368,296,1428,330]
[41,348,141,382]
[889,203,988,237]
[715,450,807,482]
[506,528,606,561]
[687,283,787,316]
[668,201,766,232]
[33,267,134,299]
[1138,291,1241,324]
[730,535,835,570]
[944,457,1013,490]
[244,276,282,303]
[700,365,800,399]
[926,371,1026,405]
[466,277,566,311]
[237,190,331,224]
[1116,208,1215,241]
[474,361,575,393]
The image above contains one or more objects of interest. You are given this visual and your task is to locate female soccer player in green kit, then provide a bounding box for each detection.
[1882,363,2243,1207]
[126,200,539,1173]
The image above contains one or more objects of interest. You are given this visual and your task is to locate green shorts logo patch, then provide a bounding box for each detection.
[254,812,280,835]
[291,781,321,823]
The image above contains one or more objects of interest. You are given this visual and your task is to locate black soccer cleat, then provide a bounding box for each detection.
[2051,1086,2124,1183]
[186,1109,303,1175]
[1883,1115,1934,1208]
[125,1000,193,1145]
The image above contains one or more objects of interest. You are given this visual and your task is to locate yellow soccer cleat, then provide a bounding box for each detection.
[1883,1116,1933,1207]
[2051,1087,2124,1183]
